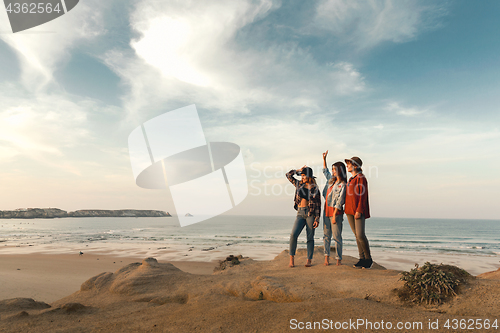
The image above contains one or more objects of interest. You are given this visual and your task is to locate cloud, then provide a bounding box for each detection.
[129,0,278,87]
[102,0,367,128]
[386,102,426,116]
[203,114,349,169]
[313,0,447,50]
[130,0,277,87]
[327,61,365,94]
[0,0,107,91]
[0,83,93,173]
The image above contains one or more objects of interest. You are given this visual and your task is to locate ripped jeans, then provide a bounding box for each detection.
[289,207,315,260]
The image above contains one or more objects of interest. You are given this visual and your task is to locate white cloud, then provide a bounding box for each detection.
[0,0,106,91]
[313,0,447,50]
[130,0,277,87]
[386,102,426,116]
[0,84,91,173]
[328,62,366,94]
[203,115,349,168]
[104,0,366,126]
[102,0,280,121]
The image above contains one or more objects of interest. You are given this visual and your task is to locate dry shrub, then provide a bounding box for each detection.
[398,262,472,305]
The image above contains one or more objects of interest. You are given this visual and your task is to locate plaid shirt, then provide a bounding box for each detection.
[286,169,321,223]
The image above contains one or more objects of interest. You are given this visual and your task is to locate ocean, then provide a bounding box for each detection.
[1,216,499,274]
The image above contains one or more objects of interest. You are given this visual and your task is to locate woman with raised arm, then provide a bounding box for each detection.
[344,156,372,269]
[286,166,321,268]
[322,151,347,266]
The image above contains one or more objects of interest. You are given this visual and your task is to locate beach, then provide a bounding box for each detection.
[1,248,499,302]
[0,248,499,332]
[1,216,500,331]
[2,215,499,279]
[2,0,499,330]
[0,254,216,303]
[2,243,499,299]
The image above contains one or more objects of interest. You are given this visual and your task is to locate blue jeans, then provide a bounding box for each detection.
[289,207,315,260]
[323,214,343,260]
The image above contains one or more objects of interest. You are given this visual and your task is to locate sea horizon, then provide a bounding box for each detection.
[1,215,499,275]
[5,209,500,222]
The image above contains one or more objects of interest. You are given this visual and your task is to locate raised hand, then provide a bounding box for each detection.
[322,150,328,160]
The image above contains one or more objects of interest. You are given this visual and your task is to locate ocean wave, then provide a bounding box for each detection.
[3,216,500,258]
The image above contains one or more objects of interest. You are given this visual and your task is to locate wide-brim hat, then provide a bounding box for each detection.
[299,167,316,178]
[344,156,363,168]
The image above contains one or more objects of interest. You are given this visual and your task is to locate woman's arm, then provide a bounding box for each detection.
[286,169,300,187]
[323,167,331,181]
[322,151,332,181]
[310,186,321,227]
[332,208,338,224]
[355,176,368,218]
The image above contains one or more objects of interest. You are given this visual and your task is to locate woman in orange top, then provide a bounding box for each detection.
[322,151,347,266]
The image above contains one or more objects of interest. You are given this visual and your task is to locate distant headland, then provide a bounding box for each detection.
[0,208,171,219]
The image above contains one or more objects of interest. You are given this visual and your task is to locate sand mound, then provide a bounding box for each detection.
[50,302,89,314]
[3,311,30,321]
[246,275,301,302]
[216,275,301,302]
[133,294,188,305]
[0,298,50,312]
[33,302,96,317]
[81,257,186,296]
[478,267,500,279]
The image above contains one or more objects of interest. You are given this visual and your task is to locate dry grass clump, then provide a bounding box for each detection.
[398,262,472,305]
[214,255,243,272]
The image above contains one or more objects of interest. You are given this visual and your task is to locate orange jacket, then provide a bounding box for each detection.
[344,173,370,219]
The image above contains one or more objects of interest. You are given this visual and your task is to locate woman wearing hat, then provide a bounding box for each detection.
[344,157,372,269]
[286,166,321,267]
[321,150,347,266]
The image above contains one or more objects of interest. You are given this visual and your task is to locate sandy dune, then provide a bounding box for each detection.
[1,247,499,332]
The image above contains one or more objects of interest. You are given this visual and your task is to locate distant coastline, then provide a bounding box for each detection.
[0,208,171,219]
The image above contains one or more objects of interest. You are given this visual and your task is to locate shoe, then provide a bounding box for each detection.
[362,258,373,269]
[353,259,365,268]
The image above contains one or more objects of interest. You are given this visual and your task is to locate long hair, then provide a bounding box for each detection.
[304,176,316,185]
[329,162,347,185]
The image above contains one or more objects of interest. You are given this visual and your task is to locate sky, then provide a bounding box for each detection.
[0,0,499,220]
